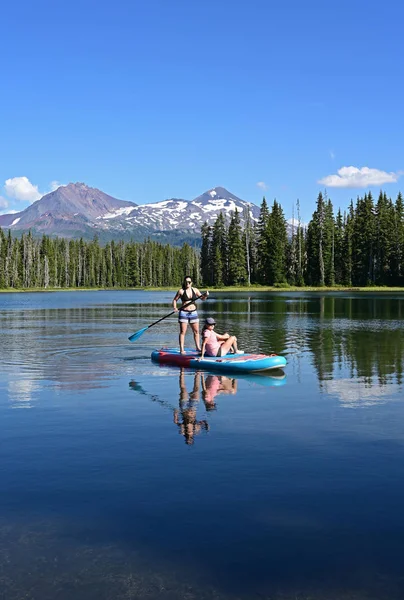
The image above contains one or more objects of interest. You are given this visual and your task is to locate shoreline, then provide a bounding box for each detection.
[2,285,404,294]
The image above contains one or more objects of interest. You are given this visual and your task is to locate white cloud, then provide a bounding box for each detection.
[4,176,42,202]
[329,150,335,160]
[257,181,268,191]
[50,180,64,191]
[318,166,402,188]
[2,177,65,208]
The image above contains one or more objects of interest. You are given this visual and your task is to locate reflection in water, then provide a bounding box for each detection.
[174,370,210,445]
[129,369,286,445]
[8,378,40,408]
[323,377,402,408]
[230,295,404,393]
[201,373,237,410]
[0,294,403,400]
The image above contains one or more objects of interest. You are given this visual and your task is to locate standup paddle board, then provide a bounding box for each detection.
[151,348,287,373]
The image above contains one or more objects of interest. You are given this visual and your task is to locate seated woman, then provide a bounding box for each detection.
[199,317,244,359]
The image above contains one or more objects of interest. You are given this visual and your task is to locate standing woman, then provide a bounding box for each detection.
[172,276,208,354]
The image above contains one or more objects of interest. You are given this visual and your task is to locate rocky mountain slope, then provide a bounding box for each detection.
[0,183,278,244]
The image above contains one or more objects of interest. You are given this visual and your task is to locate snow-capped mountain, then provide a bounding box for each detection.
[97,186,261,233]
[0,184,269,243]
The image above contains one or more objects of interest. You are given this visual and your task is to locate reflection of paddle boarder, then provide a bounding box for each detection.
[129,368,284,444]
[201,374,238,411]
[174,369,209,445]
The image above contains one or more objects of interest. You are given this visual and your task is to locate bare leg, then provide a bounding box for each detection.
[179,322,188,354]
[190,321,201,352]
[219,336,238,357]
[190,371,201,401]
[179,369,188,403]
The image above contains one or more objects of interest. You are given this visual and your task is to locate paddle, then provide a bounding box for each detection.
[128,291,209,342]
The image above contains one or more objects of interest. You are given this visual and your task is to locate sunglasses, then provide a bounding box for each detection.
[185,280,192,283]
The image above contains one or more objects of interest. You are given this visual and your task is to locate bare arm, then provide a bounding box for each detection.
[194,288,209,301]
[215,332,230,341]
[200,337,208,359]
[172,289,182,311]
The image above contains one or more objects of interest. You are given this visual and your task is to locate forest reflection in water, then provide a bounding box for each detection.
[1,293,403,410]
[214,294,404,389]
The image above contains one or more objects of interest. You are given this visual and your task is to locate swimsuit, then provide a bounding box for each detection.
[178,287,199,323]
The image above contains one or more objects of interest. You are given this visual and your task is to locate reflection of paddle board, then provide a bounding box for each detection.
[151,348,287,373]
[233,370,287,387]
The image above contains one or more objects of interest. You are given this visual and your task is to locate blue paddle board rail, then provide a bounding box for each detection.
[151,348,287,373]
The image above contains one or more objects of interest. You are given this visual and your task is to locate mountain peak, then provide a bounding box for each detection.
[192,186,246,205]
[64,182,99,193]
[208,186,232,196]
[0,182,137,234]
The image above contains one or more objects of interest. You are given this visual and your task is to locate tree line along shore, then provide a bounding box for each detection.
[201,191,404,288]
[0,189,404,291]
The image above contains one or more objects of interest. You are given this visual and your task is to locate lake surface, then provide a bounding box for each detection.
[1,290,404,600]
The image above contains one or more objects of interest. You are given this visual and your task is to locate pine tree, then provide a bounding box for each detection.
[227,209,247,285]
[256,197,270,283]
[306,192,326,285]
[211,212,227,286]
[334,209,345,284]
[324,198,335,286]
[267,200,288,285]
[352,193,376,285]
[288,203,298,285]
[200,222,212,286]
[375,192,394,285]
[392,192,404,284]
[242,206,253,285]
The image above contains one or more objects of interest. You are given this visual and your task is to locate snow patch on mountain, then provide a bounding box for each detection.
[151,200,188,210]
[94,187,262,233]
[101,206,136,219]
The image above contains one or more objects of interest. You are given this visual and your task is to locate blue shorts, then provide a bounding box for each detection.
[178,310,199,324]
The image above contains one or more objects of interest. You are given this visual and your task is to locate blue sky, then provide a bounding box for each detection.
[1,0,403,222]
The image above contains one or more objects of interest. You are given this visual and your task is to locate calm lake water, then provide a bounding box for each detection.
[1,290,404,600]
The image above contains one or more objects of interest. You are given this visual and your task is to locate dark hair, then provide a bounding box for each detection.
[182,275,192,288]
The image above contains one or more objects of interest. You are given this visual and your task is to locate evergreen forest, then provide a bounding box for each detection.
[0,231,199,289]
[201,191,404,287]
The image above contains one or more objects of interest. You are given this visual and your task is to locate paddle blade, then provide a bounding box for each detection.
[128,326,149,342]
